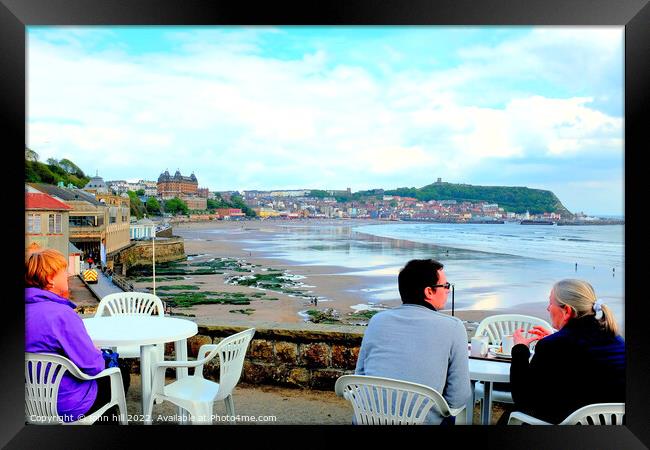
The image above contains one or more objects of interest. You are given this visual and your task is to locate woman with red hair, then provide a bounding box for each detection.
[25,246,126,423]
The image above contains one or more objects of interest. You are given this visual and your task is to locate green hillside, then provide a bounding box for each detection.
[25,148,90,188]
[384,182,572,215]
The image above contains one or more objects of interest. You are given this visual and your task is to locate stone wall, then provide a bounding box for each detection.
[113,237,185,274]
[123,319,479,391]
[153,321,364,391]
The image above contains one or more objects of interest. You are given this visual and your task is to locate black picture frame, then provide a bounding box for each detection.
[2,0,648,447]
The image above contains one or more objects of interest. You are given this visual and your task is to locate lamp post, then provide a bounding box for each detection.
[451,283,455,316]
[152,224,156,296]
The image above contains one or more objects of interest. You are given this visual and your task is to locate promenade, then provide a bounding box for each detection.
[81,263,123,299]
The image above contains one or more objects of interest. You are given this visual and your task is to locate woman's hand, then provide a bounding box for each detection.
[527,325,552,339]
[513,327,547,347]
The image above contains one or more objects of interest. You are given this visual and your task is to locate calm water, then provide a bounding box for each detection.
[231,222,624,329]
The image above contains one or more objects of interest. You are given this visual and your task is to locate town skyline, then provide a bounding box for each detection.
[27,26,624,216]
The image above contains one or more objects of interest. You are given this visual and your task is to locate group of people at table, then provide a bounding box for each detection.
[25,245,625,425]
[354,258,625,425]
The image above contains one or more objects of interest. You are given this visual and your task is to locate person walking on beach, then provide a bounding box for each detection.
[354,258,471,425]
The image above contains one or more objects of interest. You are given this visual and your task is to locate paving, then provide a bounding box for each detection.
[80,263,123,300]
[117,374,505,425]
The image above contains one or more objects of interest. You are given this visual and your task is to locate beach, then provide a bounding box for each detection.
[134,219,555,328]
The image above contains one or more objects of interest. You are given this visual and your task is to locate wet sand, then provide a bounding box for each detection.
[147,219,522,326]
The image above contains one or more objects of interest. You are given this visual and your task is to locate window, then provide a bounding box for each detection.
[48,214,62,233]
[70,215,98,227]
[27,214,41,233]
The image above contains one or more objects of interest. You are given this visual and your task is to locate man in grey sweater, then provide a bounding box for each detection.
[355,259,471,425]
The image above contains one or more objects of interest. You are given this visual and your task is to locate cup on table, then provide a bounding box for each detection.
[470,335,489,357]
[501,335,515,355]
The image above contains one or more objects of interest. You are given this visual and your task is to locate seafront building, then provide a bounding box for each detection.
[28,183,107,259]
[25,191,72,258]
[94,192,131,257]
[130,217,156,240]
[27,178,132,266]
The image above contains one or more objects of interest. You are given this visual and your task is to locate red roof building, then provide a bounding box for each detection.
[25,192,73,259]
[25,193,72,211]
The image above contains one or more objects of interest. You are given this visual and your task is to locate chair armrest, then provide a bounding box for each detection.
[66,366,122,381]
[152,359,202,370]
[508,411,552,425]
[197,344,218,361]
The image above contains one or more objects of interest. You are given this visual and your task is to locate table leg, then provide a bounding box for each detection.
[174,339,189,379]
[140,344,155,422]
[174,339,189,424]
[481,381,493,425]
[466,381,476,425]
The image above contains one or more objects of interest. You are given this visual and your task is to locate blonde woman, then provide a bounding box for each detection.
[504,279,624,424]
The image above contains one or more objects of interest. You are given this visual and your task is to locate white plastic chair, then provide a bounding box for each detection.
[474,314,553,346]
[95,292,165,359]
[473,314,553,409]
[508,403,625,425]
[144,328,255,424]
[334,375,466,425]
[25,352,128,425]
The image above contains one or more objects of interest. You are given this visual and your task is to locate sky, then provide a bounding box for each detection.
[26,26,624,216]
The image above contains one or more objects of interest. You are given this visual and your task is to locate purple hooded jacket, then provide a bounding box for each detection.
[25,287,105,422]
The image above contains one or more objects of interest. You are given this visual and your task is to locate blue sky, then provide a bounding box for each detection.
[27,26,623,216]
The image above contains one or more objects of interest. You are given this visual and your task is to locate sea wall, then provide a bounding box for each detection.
[113,238,185,274]
[127,321,364,391]
[118,317,479,391]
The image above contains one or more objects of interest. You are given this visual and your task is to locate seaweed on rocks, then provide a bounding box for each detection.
[305,308,341,324]
[229,308,255,315]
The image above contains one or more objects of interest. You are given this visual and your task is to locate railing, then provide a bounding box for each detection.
[111,274,134,292]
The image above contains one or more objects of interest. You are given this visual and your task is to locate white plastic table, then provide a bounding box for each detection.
[83,316,198,422]
[468,356,511,425]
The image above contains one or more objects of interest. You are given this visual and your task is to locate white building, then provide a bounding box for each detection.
[106,180,129,195]
[139,180,158,197]
[130,217,156,240]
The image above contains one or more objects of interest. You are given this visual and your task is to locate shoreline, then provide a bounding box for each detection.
[140,219,548,328]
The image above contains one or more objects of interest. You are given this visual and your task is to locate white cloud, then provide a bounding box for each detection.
[27,27,623,210]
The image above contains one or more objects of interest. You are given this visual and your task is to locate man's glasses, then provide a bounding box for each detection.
[431,282,452,290]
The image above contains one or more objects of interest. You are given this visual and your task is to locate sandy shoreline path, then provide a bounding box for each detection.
[133,219,503,328]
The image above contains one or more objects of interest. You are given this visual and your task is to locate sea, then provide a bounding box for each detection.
[236,221,625,331]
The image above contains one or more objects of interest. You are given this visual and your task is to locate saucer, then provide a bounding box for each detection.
[489,348,512,359]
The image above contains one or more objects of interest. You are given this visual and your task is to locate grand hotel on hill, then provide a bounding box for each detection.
[157,170,208,209]
[157,170,198,198]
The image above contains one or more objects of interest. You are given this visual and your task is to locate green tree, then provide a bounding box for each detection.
[25,155,90,188]
[59,158,86,178]
[229,195,256,217]
[207,197,230,210]
[309,189,330,198]
[127,190,146,219]
[146,197,161,215]
[164,197,189,216]
[136,189,145,196]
